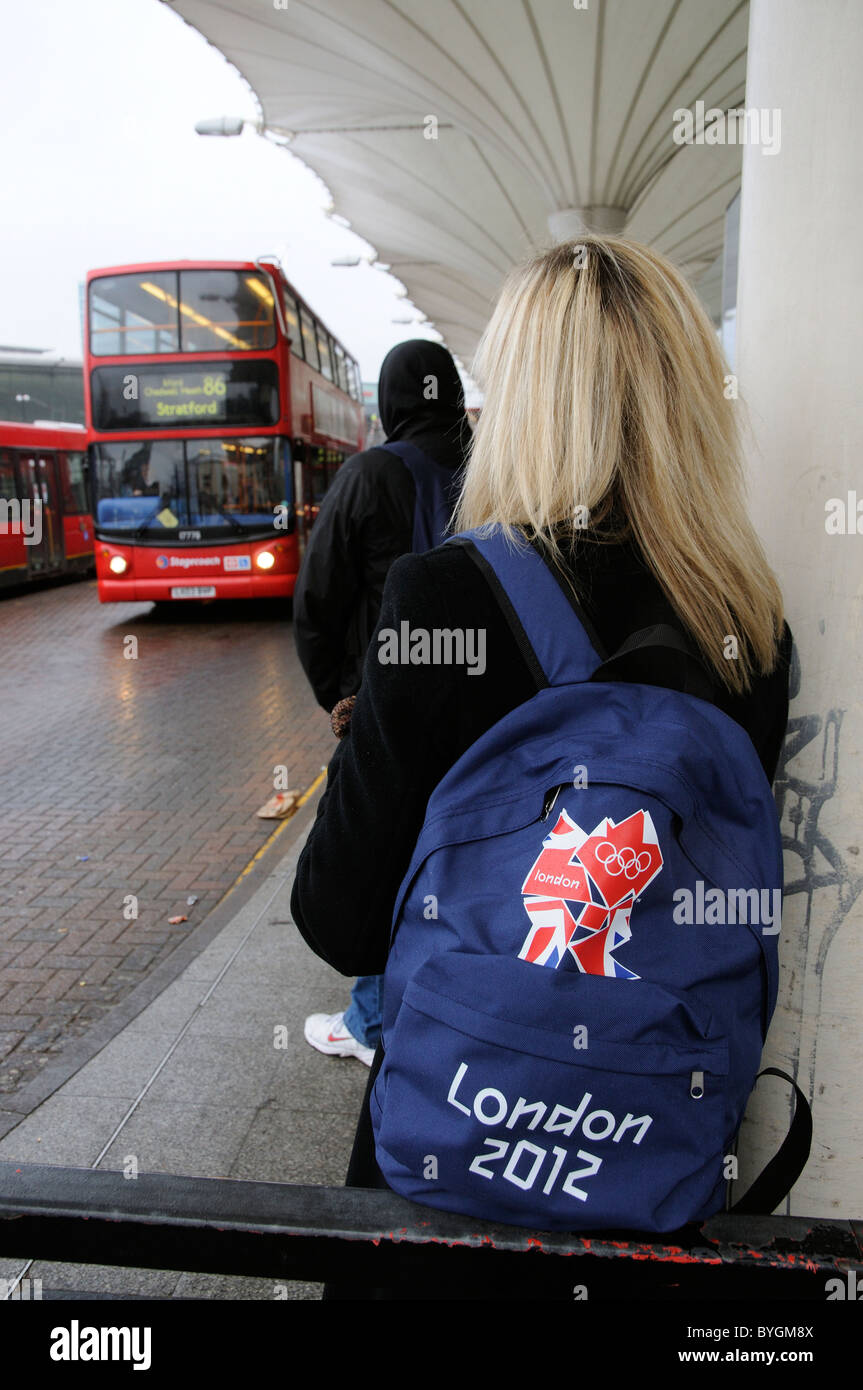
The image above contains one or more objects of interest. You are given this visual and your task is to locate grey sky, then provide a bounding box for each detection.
[0,0,446,382]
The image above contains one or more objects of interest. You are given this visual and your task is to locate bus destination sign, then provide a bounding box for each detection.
[141,370,228,421]
[91,361,279,431]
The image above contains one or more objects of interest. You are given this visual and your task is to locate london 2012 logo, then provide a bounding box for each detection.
[518,809,663,978]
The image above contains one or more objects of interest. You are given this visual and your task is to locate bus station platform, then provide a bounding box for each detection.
[0,794,366,1300]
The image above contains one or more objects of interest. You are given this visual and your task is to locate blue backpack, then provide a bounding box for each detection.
[381,439,462,551]
[371,528,811,1232]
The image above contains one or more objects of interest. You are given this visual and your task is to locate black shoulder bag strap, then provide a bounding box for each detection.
[730,1067,813,1214]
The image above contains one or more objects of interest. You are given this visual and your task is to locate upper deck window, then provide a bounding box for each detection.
[283,291,303,358]
[333,344,348,394]
[89,270,277,355]
[300,308,319,370]
[180,271,276,351]
[316,327,334,382]
[90,272,179,355]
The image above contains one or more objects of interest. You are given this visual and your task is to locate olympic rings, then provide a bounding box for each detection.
[593,841,653,879]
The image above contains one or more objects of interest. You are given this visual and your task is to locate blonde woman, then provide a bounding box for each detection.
[291,236,791,1284]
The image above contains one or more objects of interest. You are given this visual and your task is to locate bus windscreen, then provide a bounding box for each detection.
[91,437,287,538]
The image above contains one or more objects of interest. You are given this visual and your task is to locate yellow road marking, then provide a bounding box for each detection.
[225,767,328,897]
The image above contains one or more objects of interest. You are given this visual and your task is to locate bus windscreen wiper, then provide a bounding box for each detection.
[201,496,246,535]
[134,503,168,536]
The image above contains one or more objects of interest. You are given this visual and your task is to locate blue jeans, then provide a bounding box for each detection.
[343,974,383,1049]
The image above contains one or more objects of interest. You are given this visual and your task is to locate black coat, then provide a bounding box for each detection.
[293,340,471,711]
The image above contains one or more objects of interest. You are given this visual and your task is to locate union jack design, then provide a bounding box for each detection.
[518,808,663,977]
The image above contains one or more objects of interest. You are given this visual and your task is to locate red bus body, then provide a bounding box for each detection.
[84,259,364,602]
[0,420,93,590]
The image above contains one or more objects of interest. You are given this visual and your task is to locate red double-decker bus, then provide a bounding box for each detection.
[0,420,93,591]
[84,258,364,602]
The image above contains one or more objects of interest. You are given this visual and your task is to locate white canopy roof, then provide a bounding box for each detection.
[167,0,748,363]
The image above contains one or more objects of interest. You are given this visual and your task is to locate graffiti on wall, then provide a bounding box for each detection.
[773,646,863,1101]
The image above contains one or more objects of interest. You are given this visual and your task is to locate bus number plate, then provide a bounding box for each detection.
[170,585,216,599]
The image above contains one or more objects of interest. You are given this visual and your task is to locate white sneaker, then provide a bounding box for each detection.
[304,1011,375,1067]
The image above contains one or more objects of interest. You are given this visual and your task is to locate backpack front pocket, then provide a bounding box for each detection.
[371,951,731,1232]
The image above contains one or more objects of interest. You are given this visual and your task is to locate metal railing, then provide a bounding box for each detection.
[0,1162,860,1298]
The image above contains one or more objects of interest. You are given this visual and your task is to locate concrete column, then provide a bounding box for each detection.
[735,0,863,1215]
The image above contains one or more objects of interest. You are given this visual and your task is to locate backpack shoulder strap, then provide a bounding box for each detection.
[381,440,461,552]
[455,528,718,703]
[450,527,604,687]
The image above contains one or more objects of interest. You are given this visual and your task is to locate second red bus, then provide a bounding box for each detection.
[0,420,93,591]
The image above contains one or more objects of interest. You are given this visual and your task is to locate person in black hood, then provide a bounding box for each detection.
[294,338,470,1068]
[293,339,470,713]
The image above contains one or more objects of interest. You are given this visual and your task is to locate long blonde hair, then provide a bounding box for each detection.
[455,236,784,694]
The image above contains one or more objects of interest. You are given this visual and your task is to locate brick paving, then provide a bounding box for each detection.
[0,578,333,1095]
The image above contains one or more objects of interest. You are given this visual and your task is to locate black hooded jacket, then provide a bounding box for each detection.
[293,340,470,711]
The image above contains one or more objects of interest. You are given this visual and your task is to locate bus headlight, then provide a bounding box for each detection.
[109,555,128,575]
[255,550,276,570]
